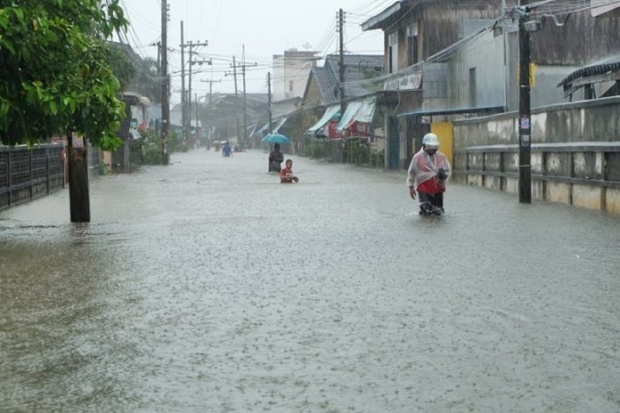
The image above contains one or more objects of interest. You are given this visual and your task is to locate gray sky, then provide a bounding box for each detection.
[119,0,392,101]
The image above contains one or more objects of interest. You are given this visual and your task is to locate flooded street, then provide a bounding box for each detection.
[1,149,619,412]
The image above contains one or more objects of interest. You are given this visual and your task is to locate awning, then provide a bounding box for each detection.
[397,106,504,118]
[272,117,288,133]
[247,122,258,138]
[361,2,402,31]
[557,57,620,97]
[306,105,340,135]
[337,96,377,131]
[257,117,288,135]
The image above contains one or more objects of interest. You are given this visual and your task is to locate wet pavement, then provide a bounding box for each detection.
[1,149,619,413]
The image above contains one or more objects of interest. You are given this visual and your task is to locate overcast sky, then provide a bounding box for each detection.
[119,0,393,102]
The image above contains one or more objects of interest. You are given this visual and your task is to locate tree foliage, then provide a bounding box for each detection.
[0,0,129,150]
[107,43,137,91]
[129,56,161,103]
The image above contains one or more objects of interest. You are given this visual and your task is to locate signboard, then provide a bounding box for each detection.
[384,72,422,91]
[71,133,84,148]
[520,134,531,147]
[517,64,537,87]
[520,117,531,130]
[327,120,342,139]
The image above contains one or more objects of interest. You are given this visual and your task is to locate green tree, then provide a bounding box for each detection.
[108,43,137,91]
[0,0,129,221]
[129,56,161,103]
[0,0,128,148]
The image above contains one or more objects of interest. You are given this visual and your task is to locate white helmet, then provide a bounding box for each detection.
[422,133,439,147]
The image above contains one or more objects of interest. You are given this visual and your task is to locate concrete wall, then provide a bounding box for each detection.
[453,96,620,213]
[447,29,583,112]
[448,29,506,109]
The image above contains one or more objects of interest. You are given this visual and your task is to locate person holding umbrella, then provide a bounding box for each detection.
[268,143,284,172]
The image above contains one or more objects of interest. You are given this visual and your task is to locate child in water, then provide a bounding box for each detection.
[279,159,299,183]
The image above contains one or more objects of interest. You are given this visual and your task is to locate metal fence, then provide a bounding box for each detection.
[0,144,66,210]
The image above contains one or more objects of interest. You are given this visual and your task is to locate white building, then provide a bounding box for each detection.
[273,49,318,100]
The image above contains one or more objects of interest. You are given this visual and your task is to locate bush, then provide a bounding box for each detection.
[372,149,385,168]
[129,129,183,166]
[344,139,370,165]
[308,141,327,159]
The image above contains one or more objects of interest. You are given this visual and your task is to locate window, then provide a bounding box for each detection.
[469,67,476,107]
[289,81,294,92]
[388,32,398,74]
[406,23,418,66]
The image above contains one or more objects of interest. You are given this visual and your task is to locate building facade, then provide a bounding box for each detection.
[361,0,620,170]
[273,49,318,101]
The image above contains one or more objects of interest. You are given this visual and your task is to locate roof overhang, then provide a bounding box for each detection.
[361,2,403,31]
[398,106,504,118]
[306,105,340,135]
[591,0,620,17]
[557,58,620,98]
[119,92,150,106]
[337,97,377,132]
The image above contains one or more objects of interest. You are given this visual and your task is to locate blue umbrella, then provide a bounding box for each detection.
[261,133,290,144]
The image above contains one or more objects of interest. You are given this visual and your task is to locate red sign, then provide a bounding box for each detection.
[327,120,342,139]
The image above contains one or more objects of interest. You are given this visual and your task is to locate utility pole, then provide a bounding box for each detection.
[228,56,240,143]
[517,3,538,204]
[227,54,257,146]
[185,40,209,147]
[160,1,169,165]
[200,79,221,106]
[186,40,193,146]
[267,72,273,134]
[338,9,346,117]
[338,8,346,162]
[180,21,186,147]
[200,79,221,141]
[241,58,252,145]
[195,92,199,144]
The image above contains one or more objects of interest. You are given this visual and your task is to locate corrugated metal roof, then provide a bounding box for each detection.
[360,1,402,31]
[311,66,339,106]
[307,54,384,106]
[397,106,504,117]
[557,56,620,88]
[326,54,385,99]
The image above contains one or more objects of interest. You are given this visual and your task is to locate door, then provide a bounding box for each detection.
[388,116,400,170]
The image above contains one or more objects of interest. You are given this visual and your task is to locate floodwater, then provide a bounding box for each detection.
[1,149,619,413]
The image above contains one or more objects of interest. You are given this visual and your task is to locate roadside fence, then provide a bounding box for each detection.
[0,144,65,210]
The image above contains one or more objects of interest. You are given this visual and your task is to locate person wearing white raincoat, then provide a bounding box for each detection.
[407,133,451,215]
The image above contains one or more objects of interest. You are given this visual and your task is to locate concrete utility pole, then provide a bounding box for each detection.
[228,54,257,145]
[160,2,169,165]
[180,21,186,146]
[241,62,252,144]
[338,9,346,117]
[338,8,346,162]
[516,2,539,204]
[195,93,200,142]
[267,72,273,134]
[200,79,221,141]
[180,37,209,147]
[186,40,210,146]
[225,56,241,142]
